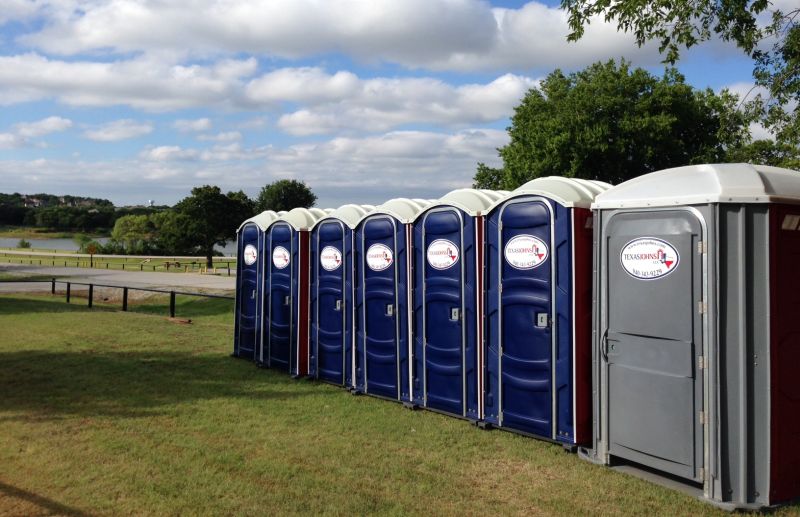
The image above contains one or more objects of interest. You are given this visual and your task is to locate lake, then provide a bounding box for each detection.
[0,237,237,256]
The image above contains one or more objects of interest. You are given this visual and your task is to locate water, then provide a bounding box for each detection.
[0,237,237,256]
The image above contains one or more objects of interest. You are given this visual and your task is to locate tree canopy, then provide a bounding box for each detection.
[175,186,255,266]
[255,179,317,213]
[474,60,750,189]
[562,0,799,146]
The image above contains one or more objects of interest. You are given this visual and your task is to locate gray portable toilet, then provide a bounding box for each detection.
[233,210,279,360]
[582,163,800,509]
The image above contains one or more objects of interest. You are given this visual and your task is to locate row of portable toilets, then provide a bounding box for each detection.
[233,163,800,510]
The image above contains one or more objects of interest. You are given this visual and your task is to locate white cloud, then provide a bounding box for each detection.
[0,53,256,111]
[260,70,538,135]
[197,131,242,142]
[140,146,200,161]
[15,1,667,72]
[0,133,25,150]
[14,116,73,138]
[173,118,212,132]
[84,119,154,141]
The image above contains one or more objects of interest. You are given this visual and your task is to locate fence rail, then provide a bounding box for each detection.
[0,252,236,276]
[0,279,234,318]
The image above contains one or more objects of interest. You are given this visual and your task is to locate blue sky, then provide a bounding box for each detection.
[0,0,764,208]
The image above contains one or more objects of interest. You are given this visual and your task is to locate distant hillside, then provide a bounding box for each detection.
[0,192,114,209]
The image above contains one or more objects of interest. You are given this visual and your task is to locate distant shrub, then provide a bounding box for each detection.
[16,239,31,249]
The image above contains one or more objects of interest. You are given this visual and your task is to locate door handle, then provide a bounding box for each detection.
[386,304,394,317]
[335,299,342,311]
[251,289,256,300]
[536,313,549,328]
[284,295,290,306]
[601,329,609,362]
[450,307,460,321]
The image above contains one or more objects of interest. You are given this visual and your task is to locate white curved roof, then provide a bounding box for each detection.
[362,198,433,224]
[237,210,280,232]
[273,207,330,230]
[489,176,611,210]
[417,188,509,219]
[592,163,800,209]
[314,204,376,229]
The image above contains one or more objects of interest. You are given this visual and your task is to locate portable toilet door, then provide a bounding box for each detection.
[410,189,507,419]
[233,210,279,360]
[354,198,432,400]
[481,178,609,443]
[262,207,330,376]
[583,163,800,509]
[310,204,375,386]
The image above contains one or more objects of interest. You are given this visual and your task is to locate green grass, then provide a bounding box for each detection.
[0,294,795,516]
[0,226,109,239]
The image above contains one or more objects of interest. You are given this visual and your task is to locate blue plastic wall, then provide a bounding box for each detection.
[411,208,480,420]
[354,215,411,401]
[264,222,309,376]
[309,220,354,386]
[484,197,576,443]
[233,222,262,360]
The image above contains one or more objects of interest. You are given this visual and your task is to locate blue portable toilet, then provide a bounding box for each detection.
[261,207,331,376]
[410,189,507,419]
[354,198,433,401]
[309,204,376,386]
[233,210,280,360]
[483,177,610,444]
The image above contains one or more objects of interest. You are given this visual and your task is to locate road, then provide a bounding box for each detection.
[0,263,235,293]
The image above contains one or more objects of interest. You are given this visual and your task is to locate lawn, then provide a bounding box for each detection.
[0,294,794,516]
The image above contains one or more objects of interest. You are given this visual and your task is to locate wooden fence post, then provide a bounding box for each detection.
[122,287,128,311]
[88,284,93,308]
[169,291,176,318]
[66,282,71,303]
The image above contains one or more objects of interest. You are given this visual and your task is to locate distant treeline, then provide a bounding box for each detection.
[0,192,168,232]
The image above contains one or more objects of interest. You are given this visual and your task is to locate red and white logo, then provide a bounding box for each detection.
[243,244,258,266]
[427,239,459,270]
[504,234,548,270]
[320,246,342,271]
[620,237,679,280]
[366,244,393,272]
[272,246,290,269]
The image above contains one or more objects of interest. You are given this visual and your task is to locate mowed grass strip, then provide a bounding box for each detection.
[0,295,794,516]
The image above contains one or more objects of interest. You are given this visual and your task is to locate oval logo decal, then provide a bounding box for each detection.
[243,244,258,266]
[504,234,548,270]
[426,239,459,270]
[320,246,342,271]
[620,237,679,280]
[366,244,393,272]
[272,246,290,269]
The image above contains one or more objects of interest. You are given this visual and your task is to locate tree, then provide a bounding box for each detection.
[110,214,154,254]
[728,139,800,169]
[474,60,750,189]
[255,179,317,213]
[175,185,254,267]
[562,0,800,147]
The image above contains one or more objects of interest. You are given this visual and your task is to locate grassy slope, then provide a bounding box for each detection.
[0,295,793,516]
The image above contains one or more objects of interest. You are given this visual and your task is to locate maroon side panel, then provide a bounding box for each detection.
[572,207,592,445]
[770,205,800,503]
[298,231,310,376]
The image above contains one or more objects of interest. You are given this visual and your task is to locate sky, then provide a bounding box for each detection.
[0,0,767,208]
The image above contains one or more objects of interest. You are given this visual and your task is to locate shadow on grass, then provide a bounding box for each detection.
[0,480,90,517]
[0,349,320,421]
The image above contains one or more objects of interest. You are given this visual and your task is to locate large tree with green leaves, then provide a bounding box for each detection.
[474,60,750,189]
[255,179,317,213]
[562,0,799,147]
[175,186,255,267]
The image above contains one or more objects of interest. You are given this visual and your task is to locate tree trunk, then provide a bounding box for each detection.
[206,249,214,268]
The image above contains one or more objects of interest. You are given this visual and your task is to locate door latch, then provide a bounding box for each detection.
[386,304,394,317]
[536,313,549,328]
[251,289,256,300]
[450,307,460,321]
[335,299,342,311]
[284,295,290,306]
